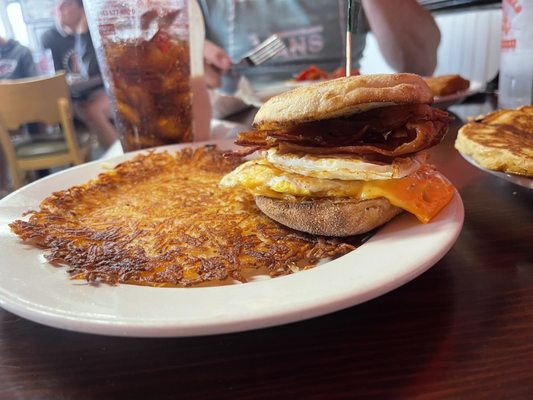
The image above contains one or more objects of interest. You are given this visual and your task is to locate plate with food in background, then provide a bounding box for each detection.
[455,105,533,189]
[0,74,464,338]
[424,74,485,108]
[461,154,533,189]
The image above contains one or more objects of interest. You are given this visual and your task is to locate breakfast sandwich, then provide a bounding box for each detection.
[455,105,533,177]
[221,73,456,237]
[424,74,470,97]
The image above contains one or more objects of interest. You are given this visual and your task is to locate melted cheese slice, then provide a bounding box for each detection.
[220,159,455,223]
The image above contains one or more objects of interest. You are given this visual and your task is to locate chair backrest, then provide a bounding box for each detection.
[0,72,72,130]
[0,72,88,189]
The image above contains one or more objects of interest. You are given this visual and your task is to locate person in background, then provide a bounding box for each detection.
[0,35,40,135]
[200,0,441,90]
[43,0,118,150]
[0,36,39,195]
[40,21,78,74]
[0,35,37,80]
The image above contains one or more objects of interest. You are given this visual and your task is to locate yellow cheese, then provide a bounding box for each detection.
[220,159,454,223]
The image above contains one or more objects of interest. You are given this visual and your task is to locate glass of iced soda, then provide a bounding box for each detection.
[84,0,193,151]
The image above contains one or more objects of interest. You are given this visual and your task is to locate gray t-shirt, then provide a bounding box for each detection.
[199,0,367,87]
[0,39,37,80]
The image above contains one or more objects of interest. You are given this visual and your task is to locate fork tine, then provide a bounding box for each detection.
[249,47,283,64]
[246,35,286,66]
[249,48,275,63]
[250,48,284,64]
[236,35,287,66]
[252,35,280,51]
[242,35,278,57]
[252,39,285,57]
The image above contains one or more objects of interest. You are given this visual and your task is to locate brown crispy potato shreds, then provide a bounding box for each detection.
[10,146,358,287]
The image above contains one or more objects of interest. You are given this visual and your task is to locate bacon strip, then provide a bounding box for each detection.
[277,120,447,157]
[235,104,452,157]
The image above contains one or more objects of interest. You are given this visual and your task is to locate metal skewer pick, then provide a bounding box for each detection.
[345,0,353,77]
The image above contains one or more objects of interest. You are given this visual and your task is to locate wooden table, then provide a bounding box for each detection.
[1,96,532,399]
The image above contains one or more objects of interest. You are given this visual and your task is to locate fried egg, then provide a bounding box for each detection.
[220,159,364,199]
[264,148,424,180]
[220,158,455,223]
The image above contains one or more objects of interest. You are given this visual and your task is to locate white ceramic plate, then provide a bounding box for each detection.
[433,81,485,108]
[461,153,533,189]
[0,141,464,337]
[238,81,289,108]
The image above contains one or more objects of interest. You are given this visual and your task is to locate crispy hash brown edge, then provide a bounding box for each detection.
[9,145,359,287]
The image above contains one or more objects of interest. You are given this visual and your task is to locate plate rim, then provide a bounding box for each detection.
[432,80,485,104]
[460,152,533,189]
[0,141,464,337]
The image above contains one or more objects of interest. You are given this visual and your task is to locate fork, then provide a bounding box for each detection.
[234,34,287,67]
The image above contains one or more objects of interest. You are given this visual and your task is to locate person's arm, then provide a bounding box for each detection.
[362,0,440,76]
[203,40,232,89]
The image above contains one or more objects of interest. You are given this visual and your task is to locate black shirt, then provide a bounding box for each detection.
[40,27,77,73]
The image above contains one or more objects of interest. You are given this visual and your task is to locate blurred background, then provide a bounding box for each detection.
[0,0,504,198]
[0,0,501,84]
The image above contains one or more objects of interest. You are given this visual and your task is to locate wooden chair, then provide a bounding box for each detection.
[0,72,91,189]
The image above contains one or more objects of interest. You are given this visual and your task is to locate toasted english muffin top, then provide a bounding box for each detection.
[253,73,434,130]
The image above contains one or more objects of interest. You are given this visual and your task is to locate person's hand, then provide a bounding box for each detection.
[203,40,232,89]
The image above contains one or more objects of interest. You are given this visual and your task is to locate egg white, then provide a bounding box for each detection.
[264,148,424,181]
